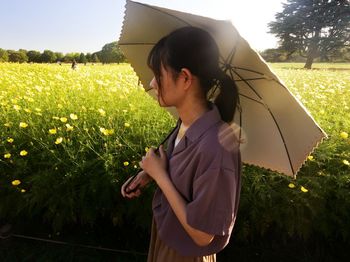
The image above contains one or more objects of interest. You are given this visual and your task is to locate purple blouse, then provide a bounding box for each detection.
[152,104,242,256]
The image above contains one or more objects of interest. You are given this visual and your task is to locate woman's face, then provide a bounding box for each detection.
[150,65,182,107]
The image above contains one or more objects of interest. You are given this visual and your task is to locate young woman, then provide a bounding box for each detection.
[121,26,241,262]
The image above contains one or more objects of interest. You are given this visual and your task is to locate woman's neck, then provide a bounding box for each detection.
[176,100,209,127]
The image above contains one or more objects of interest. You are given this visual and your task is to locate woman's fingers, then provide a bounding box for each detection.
[121,176,134,197]
[121,175,141,197]
[159,145,166,159]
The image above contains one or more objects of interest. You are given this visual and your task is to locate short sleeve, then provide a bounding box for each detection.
[186,164,240,236]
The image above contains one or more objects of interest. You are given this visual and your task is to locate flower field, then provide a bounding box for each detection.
[0,63,174,230]
[0,63,349,259]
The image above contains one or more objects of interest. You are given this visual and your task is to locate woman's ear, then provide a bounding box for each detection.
[180,68,192,90]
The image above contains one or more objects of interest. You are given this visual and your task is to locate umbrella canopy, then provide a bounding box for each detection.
[118,0,327,177]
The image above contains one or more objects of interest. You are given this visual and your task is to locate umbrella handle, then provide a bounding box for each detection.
[123,146,161,194]
[122,121,180,195]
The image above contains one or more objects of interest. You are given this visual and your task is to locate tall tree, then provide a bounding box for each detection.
[269,0,350,69]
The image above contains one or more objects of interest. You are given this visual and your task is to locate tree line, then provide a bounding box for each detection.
[259,46,350,63]
[0,42,126,64]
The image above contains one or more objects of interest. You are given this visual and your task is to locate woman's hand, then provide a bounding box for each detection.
[121,170,152,198]
[139,145,168,183]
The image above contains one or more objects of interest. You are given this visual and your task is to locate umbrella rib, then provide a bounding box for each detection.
[235,77,267,82]
[135,2,192,27]
[232,69,295,175]
[119,43,156,46]
[233,67,268,77]
[239,94,264,105]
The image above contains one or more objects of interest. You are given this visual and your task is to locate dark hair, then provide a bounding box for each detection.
[147,26,239,123]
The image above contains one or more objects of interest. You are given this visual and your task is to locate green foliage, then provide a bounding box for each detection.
[0,49,9,62]
[79,53,87,64]
[91,53,100,63]
[55,52,64,62]
[41,50,57,63]
[7,50,28,63]
[27,50,41,63]
[269,0,350,68]
[98,42,126,64]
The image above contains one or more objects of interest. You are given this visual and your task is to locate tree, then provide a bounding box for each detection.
[55,52,64,63]
[27,50,41,63]
[86,53,92,62]
[98,42,126,63]
[8,50,28,63]
[41,50,57,63]
[269,0,350,69]
[79,53,87,64]
[91,53,100,63]
[0,48,9,62]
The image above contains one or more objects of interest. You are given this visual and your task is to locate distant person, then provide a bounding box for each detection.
[71,60,77,70]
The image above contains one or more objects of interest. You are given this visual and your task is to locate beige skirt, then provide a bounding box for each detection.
[147,219,216,262]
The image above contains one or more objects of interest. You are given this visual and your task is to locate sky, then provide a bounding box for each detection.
[0,0,286,54]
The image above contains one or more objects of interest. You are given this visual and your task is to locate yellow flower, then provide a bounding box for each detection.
[20,150,28,156]
[70,113,78,120]
[288,183,296,188]
[4,153,11,159]
[66,124,74,131]
[123,161,129,166]
[300,186,308,193]
[145,147,149,152]
[57,104,63,109]
[55,137,63,144]
[19,122,28,128]
[340,132,348,139]
[60,117,67,123]
[35,108,41,112]
[4,123,11,127]
[24,108,31,113]
[343,160,350,166]
[7,138,14,143]
[13,104,21,111]
[12,180,21,186]
[52,116,59,120]
[307,155,314,161]
[49,128,57,134]
[21,189,26,193]
[98,108,106,116]
[99,127,114,136]
[124,123,130,128]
